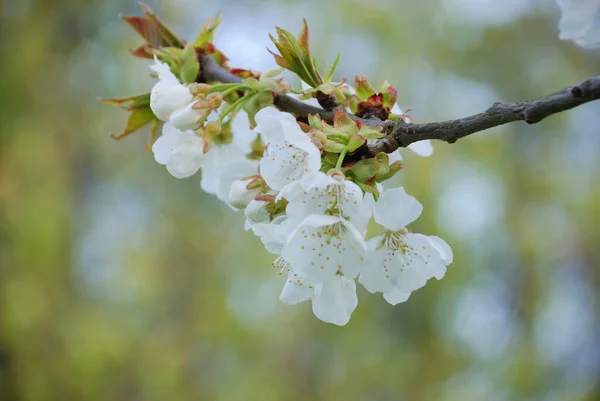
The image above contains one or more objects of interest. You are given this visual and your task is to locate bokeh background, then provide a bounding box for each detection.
[1,0,600,400]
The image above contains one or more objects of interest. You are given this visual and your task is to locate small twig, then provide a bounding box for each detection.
[198,54,600,158]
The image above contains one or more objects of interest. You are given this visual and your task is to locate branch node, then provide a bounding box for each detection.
[571,85,584,98]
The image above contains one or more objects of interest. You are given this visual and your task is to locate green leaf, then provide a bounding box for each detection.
[100,92,151,110]
[111,108,157,140]
[180,58,200,83]
[194,13,222,46]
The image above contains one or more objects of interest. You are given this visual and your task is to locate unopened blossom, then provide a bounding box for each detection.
[359,187,453,305]
[281,214,367,285]
[254,107,321,191]
[170,94,223,131]
[149,57,193,121]
[152,122,204,178]
[280,267,358,326]
[244,199,271,230]
[280,171,371,233]
[228,177,262,209]
[556,0,600,48]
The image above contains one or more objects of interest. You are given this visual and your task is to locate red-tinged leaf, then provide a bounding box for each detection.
[267,48,291,69]
[111,108,157,140]
[230,68,260,79]
[333,109,355,128]
[130,44,154,59]
[298,19,309,51]
[381,81,398,108]
[354,75,375,100]
[368,93,384,107]
[101,92,151,110]
[121,3,185,49]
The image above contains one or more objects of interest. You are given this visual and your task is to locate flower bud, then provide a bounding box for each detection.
[150,80,194,121]
[244,199,271,230]
[169,102,211,131]
[229,178,262,209]
[149,57,194,121]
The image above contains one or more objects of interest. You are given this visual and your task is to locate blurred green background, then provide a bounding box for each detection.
[1,0,599,400]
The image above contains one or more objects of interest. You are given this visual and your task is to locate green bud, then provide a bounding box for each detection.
[350,158,380,182]
[346,134,366,153]
[323,140,346,153]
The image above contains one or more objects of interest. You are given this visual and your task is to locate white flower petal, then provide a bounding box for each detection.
[281,216,366,284]
[170,102,212,131]
[254,107,297,143]
[251,215,294,255]
[407,140,434,157]
[228,178,261,209]
[280,268,313,305]
[359,236,395,294]
[383,288,411,306]
[149,56,180,84]
[150,80,193,122]
[165,134,204,178]
[373,187,423,230]
[152,123,180,165]
[391,103,403,115]
[244,199,270,230]
[388,149,403,164]
[426,235,454,266]
[284,172,371,233]
[557,0,600,48]
[259,139,321,190]
[311,276,358,326]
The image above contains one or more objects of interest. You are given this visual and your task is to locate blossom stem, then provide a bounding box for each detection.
[335,147,349,170]
[218,93,253,122]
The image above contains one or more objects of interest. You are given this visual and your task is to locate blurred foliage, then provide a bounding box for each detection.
[1,0,599,400]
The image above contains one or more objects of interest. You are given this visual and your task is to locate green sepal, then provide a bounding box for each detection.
[350,158,380,182]
[323,141,346,153]
[346,134,367,153]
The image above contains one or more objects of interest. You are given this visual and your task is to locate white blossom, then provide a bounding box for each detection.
[281,214,367,285]
[149,57,194,121]
[254,107,321,191]
[280,171,371,233]
[556,0,600,48]
[359,187,453,305]
[152,122,204,179]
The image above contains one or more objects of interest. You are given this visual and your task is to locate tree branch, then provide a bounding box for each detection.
[198,54,600,158]
[364,75,600,157]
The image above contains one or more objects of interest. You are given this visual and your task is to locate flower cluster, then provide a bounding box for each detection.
[145,56,452,325]
[107,8,454,326]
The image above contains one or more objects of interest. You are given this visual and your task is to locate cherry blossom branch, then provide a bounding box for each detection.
[198,55,600,157]
[364,75,600,157]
